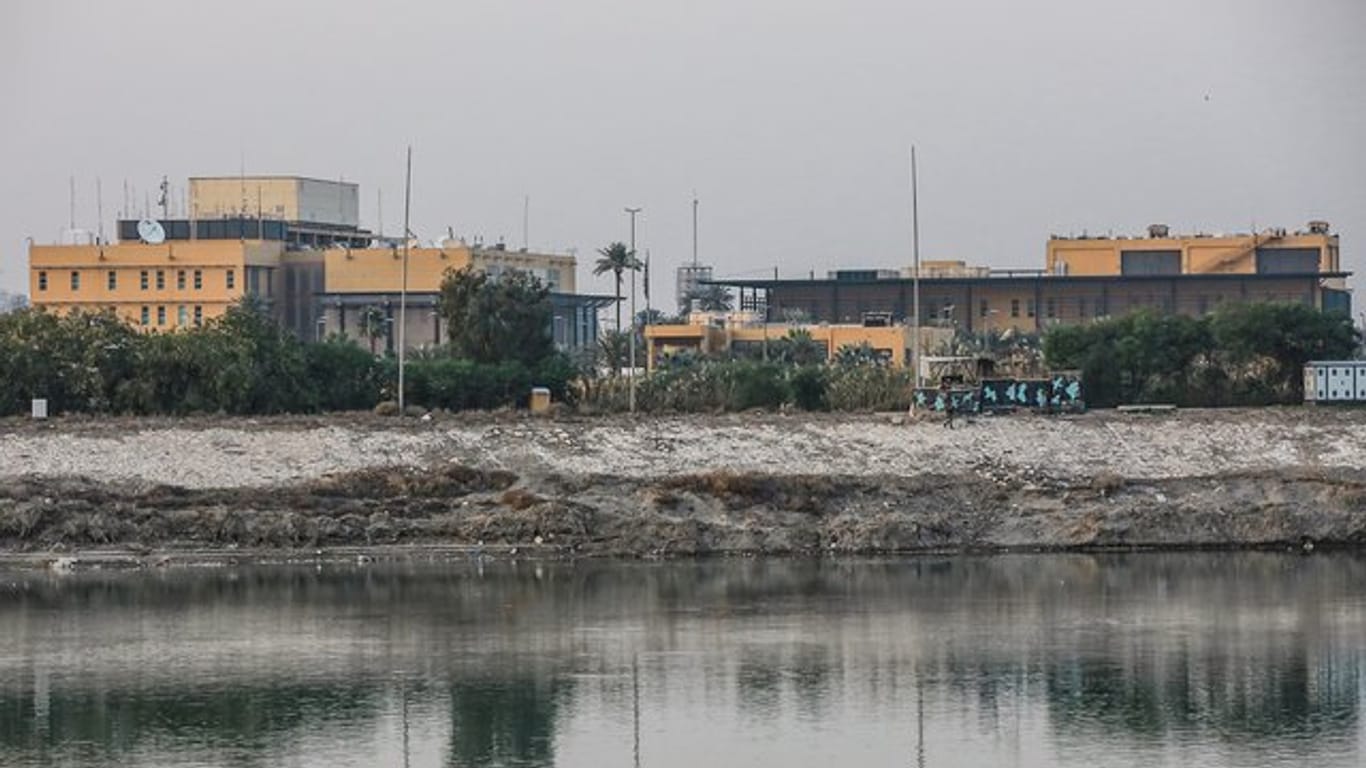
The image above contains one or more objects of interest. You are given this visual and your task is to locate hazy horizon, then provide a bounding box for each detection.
[2,0,1363,310]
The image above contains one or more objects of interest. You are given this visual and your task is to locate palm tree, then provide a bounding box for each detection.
[593,242,641,332]
[688,283,734,313]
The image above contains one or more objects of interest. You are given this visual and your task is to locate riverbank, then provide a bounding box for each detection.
[2,409,1364,562]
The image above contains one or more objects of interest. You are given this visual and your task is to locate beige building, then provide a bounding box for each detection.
[317,241,604,353]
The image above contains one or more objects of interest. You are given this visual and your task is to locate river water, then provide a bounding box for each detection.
[2,554,1365,767]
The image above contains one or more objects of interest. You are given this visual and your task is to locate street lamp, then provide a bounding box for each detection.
[626,207,642,413]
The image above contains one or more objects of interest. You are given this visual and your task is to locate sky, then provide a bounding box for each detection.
[2,0,1364,311]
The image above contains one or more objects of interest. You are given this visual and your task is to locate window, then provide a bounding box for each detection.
[156,306,166,326]
[177,306,187,327]
[176,270,186,290]
[1078,297,1088,318]
[156,270,165,290]
[140,270,149,290]
[70,271,81,290]
[107,270,117,290]
[140,306,150,326]
[193,306,203,326]
[979,299,989,318]
[226,269,236,290]
[38,271,47,291]
[193,270,202,290]
[1026,299,1036,318]
[1010,299,1020,318]
[1045,298,1056,319]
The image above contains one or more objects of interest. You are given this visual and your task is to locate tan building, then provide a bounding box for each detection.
[318,241,605,353]
[1046,223,1341,277]
[718,223,1352,336]
[190,176,359,228]
[27,240,295,331]
[644,312,951,371]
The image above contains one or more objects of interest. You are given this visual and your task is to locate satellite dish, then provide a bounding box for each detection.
[137,219,166,245]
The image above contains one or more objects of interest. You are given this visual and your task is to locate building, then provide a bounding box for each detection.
[715,223,1351,335]
[1046,222,1341,277]
[28,174,611,351]
[317,241,613,353]
[643,312,951,371]
[27,175,359,339]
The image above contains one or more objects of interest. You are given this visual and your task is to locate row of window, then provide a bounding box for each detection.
[139,305,204,328]
[36,269,236,293]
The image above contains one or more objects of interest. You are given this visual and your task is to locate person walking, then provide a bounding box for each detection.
[940,378,955,429]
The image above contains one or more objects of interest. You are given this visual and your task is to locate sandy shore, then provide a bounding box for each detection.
[2,409,1364,560]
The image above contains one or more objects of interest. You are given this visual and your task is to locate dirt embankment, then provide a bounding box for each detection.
[1,409,1365,561]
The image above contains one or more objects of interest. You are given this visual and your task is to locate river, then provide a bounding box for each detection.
[2,554,1364,767]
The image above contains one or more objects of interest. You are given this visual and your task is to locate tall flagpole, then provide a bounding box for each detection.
[399,146,412,413]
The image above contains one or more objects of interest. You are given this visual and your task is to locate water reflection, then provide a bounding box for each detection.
[0,554,1363,767]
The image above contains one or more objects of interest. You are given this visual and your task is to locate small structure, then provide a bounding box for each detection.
[1304,361,1366,403]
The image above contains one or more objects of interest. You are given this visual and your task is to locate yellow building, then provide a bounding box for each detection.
[190,175,359,228]
[1046,223,1341,277]
[318,241,602,352]
[27,240,289,331]
[644,313,951,371]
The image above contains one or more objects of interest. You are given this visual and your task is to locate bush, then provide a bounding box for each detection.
[789,366,828,411]
[1044,303,1359,407]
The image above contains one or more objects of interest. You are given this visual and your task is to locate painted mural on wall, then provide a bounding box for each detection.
[926,374,1085,414]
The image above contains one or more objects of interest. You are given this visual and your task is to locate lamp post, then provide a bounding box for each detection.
[626,207,642,413]
[398,145,412,414]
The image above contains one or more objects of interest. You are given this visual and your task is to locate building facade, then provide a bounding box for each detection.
[317,242,610,354]
[718,224,1351,335]
[644,312,951,370]
[28,175,610,350]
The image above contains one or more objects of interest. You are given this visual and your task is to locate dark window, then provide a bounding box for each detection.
[140,270,149,290]
[177,306,187,327]
[1121,250,1181,276]
[38,271,47,291]
[1255,247,1321,274]
[193,306,203,326]
[176,270,186,290]
[1010,299,1020,318]
[979,299,989,318]
[156,306,166,325]
[226,269,236,290]
[1045,298,1056,318]
[140,306,150,326]
[193,270,202,290]
[107,270,117,290]
[156,270,165,290]
[70,271,80,290]
[1026,299,1036,318]
[1078,297,1087,318]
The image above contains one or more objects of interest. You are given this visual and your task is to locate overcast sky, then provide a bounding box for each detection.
[2,0,1364,308]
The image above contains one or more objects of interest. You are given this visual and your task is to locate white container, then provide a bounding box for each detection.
[1307,361,1366,403]
[1357,365,1366,401]
[31,399,48,419]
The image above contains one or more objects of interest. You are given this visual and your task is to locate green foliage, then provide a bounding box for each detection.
[1044,304,1360,407]
[437,266,554,368]
[789,366,829,411]
[686,284,734,312]
[832,341,888,368]
[772,329,826,366]
[593,242,640,332]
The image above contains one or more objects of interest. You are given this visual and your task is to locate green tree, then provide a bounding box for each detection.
[592,242,640,333]
[772,329,827,366]
[359,306,388,356]
[687,283,734,312]
[437,266,554,368]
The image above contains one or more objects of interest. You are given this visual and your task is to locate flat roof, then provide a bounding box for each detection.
[711,271,1352,288]
[190,175,359,187]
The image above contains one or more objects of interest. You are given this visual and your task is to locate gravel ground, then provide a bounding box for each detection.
[2,408,1364,489]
